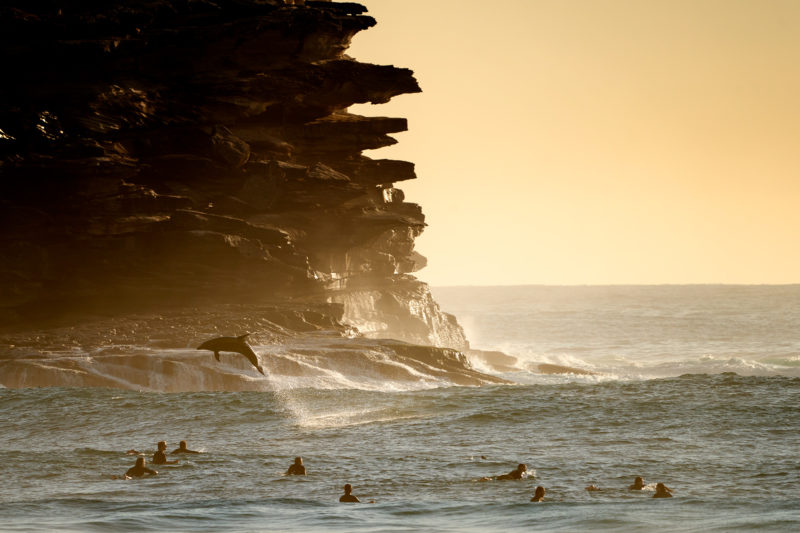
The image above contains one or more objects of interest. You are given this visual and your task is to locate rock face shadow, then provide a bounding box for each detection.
[0,0,476,388]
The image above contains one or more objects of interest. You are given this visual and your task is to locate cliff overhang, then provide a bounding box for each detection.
[0,0,481,389]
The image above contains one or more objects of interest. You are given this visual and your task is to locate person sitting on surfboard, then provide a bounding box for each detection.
[530,486,546,502]
[171,440,200,454]
[286,456,306,475]
[629,476,645,490]
[124,457,157,478]
[339,483,360,502]
[153,441,179,465]
[653,483,673,498]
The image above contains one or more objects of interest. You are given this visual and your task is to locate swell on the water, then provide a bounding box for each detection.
[0,303,509,392]
[4,286,799,391]
[461,336,800,382]
[0,337,506,392]
[4,330,797,392]
[442,285,800,381]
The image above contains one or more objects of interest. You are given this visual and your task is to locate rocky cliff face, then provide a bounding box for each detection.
[0,0,467,351]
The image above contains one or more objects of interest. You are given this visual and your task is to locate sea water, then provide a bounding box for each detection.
[1,285,799,531]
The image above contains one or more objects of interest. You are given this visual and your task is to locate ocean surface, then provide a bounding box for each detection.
[2,285,799,531]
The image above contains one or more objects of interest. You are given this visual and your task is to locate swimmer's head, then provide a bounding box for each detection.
[179,441,187,449]
[136,457,146,467]
[343,484,352,494]
[534,486,545,499]
[158,441,167,450]
[294,457,303,465]
[634,476,644,488]
[518,464,527,472]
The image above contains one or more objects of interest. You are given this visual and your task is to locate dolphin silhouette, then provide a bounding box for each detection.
[197,334,265,375]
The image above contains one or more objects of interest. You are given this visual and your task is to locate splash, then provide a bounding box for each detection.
[0,337,504,392]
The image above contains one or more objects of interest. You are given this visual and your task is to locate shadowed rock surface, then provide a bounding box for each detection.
[0,0,488,389]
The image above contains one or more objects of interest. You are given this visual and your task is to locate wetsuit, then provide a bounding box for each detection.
[125,465,157,477]
[287,464,306,475]
[171,447,199,454]
[497,468,525,480]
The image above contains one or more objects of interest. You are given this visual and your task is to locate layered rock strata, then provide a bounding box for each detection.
[0,0,468,357]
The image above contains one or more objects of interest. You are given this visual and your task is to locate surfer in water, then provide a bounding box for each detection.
[153,441,179,465]
[339,484,360,503]
[171,441,200,454]
[530,486,546,502]
[496,463,528,480]
[286,457,306,475]
[124,457,158,478]
[653,483,673,498]
[629,476,645,490]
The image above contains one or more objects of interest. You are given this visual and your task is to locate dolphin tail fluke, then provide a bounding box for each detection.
[257,366,265,376]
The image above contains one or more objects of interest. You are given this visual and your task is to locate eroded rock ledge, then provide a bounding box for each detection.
[0,0,468,355]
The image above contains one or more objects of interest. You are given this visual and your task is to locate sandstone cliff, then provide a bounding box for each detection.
[0,0,468,355]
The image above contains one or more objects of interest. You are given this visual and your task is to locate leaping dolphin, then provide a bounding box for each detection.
[197,334,265,375]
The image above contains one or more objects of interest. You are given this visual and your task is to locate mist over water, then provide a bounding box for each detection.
[435,285,800,380]
[2,285,799,531]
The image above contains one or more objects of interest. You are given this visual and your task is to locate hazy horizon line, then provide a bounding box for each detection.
[430,282,800,289]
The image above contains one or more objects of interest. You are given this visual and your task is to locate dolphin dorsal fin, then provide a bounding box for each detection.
[236,333,250,341]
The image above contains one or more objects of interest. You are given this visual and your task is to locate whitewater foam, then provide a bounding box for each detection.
[436,285,800,381]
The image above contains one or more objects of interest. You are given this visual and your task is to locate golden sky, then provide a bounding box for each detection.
[349,0,800,286]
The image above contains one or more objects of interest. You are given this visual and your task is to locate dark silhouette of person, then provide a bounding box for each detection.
[171,441,200,454]
[286,457,306,475]
[153,441,179,465]
[125,457,157,478]
[653,483,673,498]
[530,486,546,502]
[629,476,645,490]
[496,463,528,480]
[585,484,601,491]
[339,483,360,502]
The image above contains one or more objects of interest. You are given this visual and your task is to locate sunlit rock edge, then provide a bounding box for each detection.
[0,1,498,390]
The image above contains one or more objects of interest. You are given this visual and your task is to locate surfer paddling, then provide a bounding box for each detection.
[479,463,528,482]
[497,463,528,480]
[197,334,265,375]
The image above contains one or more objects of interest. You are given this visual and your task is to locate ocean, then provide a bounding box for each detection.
[1,285,799,531]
